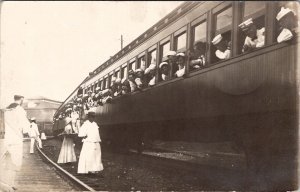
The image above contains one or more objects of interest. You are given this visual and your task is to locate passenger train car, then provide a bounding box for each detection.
[54,2,299,190]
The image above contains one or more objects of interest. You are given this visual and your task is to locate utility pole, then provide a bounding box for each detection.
[120,35,123,50]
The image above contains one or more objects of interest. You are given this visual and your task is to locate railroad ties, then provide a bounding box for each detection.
[13,140,78,192]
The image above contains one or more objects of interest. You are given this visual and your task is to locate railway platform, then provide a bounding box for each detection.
[1,140,78,192]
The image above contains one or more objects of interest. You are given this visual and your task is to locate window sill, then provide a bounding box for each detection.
[188,41,296,78]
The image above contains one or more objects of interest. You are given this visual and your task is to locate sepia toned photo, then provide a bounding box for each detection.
[0,1,299,191]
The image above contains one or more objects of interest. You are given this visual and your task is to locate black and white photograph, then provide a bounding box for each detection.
[0,1,299,191]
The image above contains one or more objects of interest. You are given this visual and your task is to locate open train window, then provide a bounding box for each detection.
[129,60,136,71]
[121,64,127,79]
[103,76,108,89]
[190,16,207,72]
[237,2,266,55]
[275,1,299,44]
[109,73,114,87]
[159,40,172,82]
[160,41,171,62]
[148,48,157,66]
[93,83,97,92]
[175,32,187,52]
[115,69,120,79]
[98,80,103,90]
[212,4,233,63]
[137,55,146,70]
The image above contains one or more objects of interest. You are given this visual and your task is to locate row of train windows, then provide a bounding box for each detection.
[85,1,298,92]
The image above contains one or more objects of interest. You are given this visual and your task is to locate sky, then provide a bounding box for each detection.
[0,1,183,108]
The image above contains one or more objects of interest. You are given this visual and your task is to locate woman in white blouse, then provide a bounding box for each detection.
[77,110,103,175]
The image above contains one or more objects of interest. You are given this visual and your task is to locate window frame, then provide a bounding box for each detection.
[129,58,136,71]
[159,39,171,62]
[174,28,188,53]
[121,63,128,79]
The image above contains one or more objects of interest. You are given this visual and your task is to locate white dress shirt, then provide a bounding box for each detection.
[243,27,265,50]
[215,49,231,60]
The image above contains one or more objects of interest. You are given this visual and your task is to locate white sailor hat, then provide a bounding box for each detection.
[83,94,88,98]
[76,97,82,102]
[91,93,95,97]
[115,78,121,83]
[276,7,294,21]
[176,52,185,57]
[87,90,92,93]
[135,68,143,73]
[166,50,177,56]
[95,87,100,91]
[238,18,254,31]
[212,34,223,45]
[66,108,72,112]
[159,62,169,69]
[30,117,36,121]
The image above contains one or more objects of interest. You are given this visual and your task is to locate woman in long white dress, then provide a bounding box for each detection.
[57,109,77,164]
[77,109,103,174]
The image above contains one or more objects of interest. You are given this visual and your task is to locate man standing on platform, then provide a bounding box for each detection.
[29,117,42,153]
[0,95,30,191]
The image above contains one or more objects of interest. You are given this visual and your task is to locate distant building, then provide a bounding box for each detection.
[22,96,62,136]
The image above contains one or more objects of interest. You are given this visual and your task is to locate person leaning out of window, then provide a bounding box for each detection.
[159,61,170,81]
[212,34,231,60]
[166,50,178,75]
[175,52,186,78]
[144,63,157,87]
[276,7,299,43]
[189,41,206,70]
[239,18,265,53]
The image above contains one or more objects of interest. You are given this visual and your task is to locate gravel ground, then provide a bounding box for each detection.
[41,138,245,191]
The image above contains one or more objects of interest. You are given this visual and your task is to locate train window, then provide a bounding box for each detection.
[212,6,233,63]
[190,20,207,72]
[175,32,187,51]
[121,65,127,79]
[148,49,157,66]
[244,2,266,19]
[275,1,299,43]
[216,7,233,34]
[109,73,114,87]
[160,41,170,61]
[237,2,266,54]
[115,70,120,79]
[98,80,102,90]
[194,21,207,43]
[129,61,136,71]
[103,77,107,89]
[137,56,146,70]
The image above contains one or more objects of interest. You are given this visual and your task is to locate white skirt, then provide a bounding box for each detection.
[57,137,76,163]
[77,142,103,174]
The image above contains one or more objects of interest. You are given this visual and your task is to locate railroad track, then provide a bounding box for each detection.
[39,138,246,191]
[36,145,96,191]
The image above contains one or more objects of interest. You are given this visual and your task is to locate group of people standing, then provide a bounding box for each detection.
[57,106,104,176]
